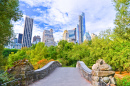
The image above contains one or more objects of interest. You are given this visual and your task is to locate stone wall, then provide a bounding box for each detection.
[92,59,116,86]
[76,61,92,82]
[26,61,62,85]
[76,60,116,86]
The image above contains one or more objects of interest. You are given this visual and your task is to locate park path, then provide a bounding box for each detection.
[29,67,91,86]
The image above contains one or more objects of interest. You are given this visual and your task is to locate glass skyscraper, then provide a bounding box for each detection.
[76,24,79,43]
[83,32,91,41]
[18,33,23,43]
[77,12,86,44]
[82,12,86,40]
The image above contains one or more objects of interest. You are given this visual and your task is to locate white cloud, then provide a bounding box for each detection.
[18,0,116,42]
[20,0,52,7]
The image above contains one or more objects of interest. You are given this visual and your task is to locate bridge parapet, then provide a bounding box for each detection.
[76,61,92,82]
[77,60,116,86]
[26,61,62,85]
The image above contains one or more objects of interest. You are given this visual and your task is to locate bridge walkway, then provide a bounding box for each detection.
[29,67,91,86]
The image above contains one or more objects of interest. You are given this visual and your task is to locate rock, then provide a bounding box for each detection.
[99,64,112,71]
[92,71,115,77]
[92,81,99,86]
[92,76,99,81]
[101,77,110,83]
[92,63,99,71]
[96,59,106,65]
[109,76,117,84]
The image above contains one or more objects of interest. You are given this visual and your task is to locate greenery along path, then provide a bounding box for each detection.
[29,67,91,86]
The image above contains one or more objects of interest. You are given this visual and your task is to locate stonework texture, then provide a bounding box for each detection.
[92,59,116,86]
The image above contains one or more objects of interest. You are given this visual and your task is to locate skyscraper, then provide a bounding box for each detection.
[42,29,55,46]
[22,16,33,47]
[77,12,86,44]
[82,12,86,38]
[63,30,69,40]
[76,24,79,43]
[33,35,41,42]
[18,33,23,43]
[79,15,82,44]
[83,32,91,41]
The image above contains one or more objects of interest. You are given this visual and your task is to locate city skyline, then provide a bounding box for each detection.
[12,0,116,42]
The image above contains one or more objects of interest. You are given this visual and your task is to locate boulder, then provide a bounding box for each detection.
[109,76,117,84]
[99,64,112,71]
[101,77,110,83]
[92,76,99,81]
[92,63,99,71]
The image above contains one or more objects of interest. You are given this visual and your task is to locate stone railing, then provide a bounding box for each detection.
[77,60,116,86]
[0,61,61,86]
[24,61,61,85]
[25,61,62,85]
[76,61,92,82]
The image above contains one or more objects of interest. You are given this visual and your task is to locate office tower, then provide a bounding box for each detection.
[63,28,76,43]
[83,32,91,41]
[63,30,69,40]
[42,29,55,46]
[82,12,86,38]
[32,35,41,45]
[77,12,86,44]
[18,33,23,43]
[74,28,76,41]
[22,16,33,47]
[91,33,97,39]
[79,15,82,44]
[76,24,79,43]
[33,35,41,42]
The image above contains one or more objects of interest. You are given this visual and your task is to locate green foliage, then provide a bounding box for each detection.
[116,76,130,86]
[0,0,22,70]
[2,48,19,58]
[113,0,130,40]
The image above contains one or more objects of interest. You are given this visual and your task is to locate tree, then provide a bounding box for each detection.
[0,0,22,60]
[113,0,130,40]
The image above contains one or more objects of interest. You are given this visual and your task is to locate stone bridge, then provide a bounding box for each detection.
[1,59,116,86]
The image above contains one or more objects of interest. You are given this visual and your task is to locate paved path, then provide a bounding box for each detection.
[29,67,91,86]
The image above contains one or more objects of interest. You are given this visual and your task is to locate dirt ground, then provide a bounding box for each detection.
[115,71,130,79]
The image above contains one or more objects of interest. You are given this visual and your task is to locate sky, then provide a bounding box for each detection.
[13,0,116,42]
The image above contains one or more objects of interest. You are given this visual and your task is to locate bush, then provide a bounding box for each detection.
[116,76,130,86]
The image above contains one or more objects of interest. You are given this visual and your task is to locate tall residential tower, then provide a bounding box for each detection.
[22,16,33,47]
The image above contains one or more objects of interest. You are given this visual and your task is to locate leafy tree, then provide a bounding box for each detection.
[0,0,22,69]
[2,48,19,58]
[47,46,57,60]
[113,0,130,40]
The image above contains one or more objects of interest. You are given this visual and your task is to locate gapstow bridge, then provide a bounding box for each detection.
[1,60,116,86]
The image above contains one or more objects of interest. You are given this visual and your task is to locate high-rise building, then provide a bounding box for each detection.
[32,35,41,45]
[82,12,86,38]
[63,29,76,43]
[79,15,82,44]
[63,30,69,40]
[83,32,91,41]
[33,35,41,42]
[42,29,55,46]
[76,24,79,43]
[18,33,23,43]
[22,16,33,47]
[77,12,86,44]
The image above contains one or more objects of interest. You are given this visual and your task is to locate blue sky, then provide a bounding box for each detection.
[13,0,116,42]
